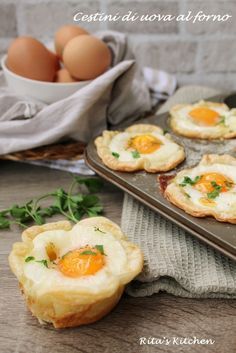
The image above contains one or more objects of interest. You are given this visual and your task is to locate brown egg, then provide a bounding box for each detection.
[7,37,57,82]
[63,35,111,80]
[55,25,89,58]
[48,50,61,71]
[55,68,77,83]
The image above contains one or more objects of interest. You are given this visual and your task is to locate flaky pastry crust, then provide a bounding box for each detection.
[164,154,236,223]
[9,218,143,328]
[169,101,235,139]
[95,124,185,173]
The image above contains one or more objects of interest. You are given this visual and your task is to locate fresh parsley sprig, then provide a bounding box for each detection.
[0,176,103,230]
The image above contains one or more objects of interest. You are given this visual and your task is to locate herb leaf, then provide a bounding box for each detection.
[74,177,103,193]
[225,180,233,189]
[132,150,141,159]
[94,227,105,234]
[39,206,59,217]
[184,192,191,199]
[82,195,99,208]
[207,181,222,199]
[180,176,201,187]
[36,259,48,268]
[10,205,29,220]
[0,176,103,230]
[70,194,84,204]
[112,152,120,159]
[80,250,97,256]
[95,245,106,255]
[0,216,10,229]
[217,116,226,125]
[25,256,35,263]
[86,205,103,217]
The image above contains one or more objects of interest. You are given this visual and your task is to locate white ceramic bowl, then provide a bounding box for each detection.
[1,55,90,104]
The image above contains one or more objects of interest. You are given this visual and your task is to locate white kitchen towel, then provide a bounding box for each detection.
[0,30,176,156]
[121,85,236,299]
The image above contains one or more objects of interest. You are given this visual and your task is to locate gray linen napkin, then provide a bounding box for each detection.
[0,30,176,156]
[121,85,236,299]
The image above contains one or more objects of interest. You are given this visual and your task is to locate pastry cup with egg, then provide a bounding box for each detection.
[95,124,185,173]
[8,217,143,328]
[169,100,236,139]
[164,154,236,223]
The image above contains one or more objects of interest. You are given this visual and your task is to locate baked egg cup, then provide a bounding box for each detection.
[165,154,236,223]
[9,217,143,328]
[95,124,185,173]
[169,100,236,139]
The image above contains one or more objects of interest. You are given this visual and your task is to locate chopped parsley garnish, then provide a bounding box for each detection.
[184,192,191,198]
[80,245,106,256]
[25,256,35,263]
[94,226,105,233]
[36,259,48,268]
[179,176,201,187]
[25,256,48,268]
[211,181,219,188]
[95,245,106,255]
[80,250,97,256]
[112,152,120,159]
[217,116,226,125]
[132,150,141,159]
[225,180,233,189]
[207,181,222,199]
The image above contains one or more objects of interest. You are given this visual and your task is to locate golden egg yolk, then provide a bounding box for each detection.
[189,107,220,126]
[129,134,161,154]
[46,242,57,261]
[58,247,105,278]
[195,172,233,194]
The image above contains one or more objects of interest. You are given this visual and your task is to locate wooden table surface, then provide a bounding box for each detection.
[1,161,236,353]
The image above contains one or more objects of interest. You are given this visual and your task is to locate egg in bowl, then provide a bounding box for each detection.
[95,124,185,173]
[169,100,236,139]
[164,154,236,223]
[8,217,143,328]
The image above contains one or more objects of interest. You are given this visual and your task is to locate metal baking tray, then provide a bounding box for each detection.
[85,94,236,261]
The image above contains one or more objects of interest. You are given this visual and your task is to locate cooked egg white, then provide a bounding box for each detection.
[109,131,181,163]
[23,221,139,298]
[176,105,228,131]
[95,124,185,173]
[9,218,143,328]
[176,163,236,212]
[169,101,236,139]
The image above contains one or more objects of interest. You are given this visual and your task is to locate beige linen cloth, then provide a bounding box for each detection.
[122,85,236,298]
[0,31,176,156]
